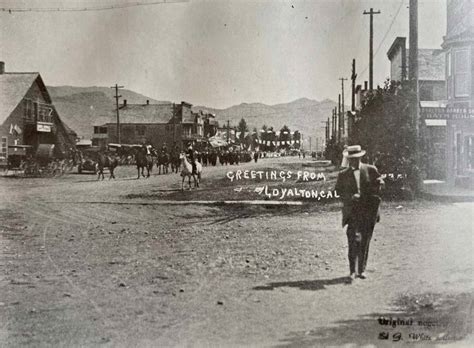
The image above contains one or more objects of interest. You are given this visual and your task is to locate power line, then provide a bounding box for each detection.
[373,0,405,58]
[1,0,187,13]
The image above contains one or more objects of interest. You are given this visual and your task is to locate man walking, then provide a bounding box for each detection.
[335,145,383,281]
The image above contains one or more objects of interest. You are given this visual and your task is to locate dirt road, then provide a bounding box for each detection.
[1,157,473,347]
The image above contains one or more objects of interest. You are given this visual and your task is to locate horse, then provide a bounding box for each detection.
[157,151,170,175]
[170,150,181,173]
[135,146,154,179]
[179,152,202,190]
[97,153,118,180]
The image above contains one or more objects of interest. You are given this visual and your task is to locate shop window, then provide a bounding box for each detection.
[94,126,107,134]
[466,136,474,171]
[420,85,434,101]
[454,49,470,97]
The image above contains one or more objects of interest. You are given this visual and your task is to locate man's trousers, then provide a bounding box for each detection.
[346,217,374,275]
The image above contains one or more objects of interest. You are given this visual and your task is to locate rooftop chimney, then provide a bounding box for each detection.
[0,62,5,74]
[146,100,150,105]
[364,81,368,90]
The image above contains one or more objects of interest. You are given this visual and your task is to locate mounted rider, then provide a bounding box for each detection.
[186,142,197,174]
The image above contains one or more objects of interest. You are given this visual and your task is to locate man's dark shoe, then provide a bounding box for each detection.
[358,272,367,279]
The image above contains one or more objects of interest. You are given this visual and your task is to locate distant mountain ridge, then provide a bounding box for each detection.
[194,97,338,144]
[48,85,337,145]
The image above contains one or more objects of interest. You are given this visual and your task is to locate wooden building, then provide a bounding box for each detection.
[92,100,217,150]
[0,62,77,166]
[387,37,446,101]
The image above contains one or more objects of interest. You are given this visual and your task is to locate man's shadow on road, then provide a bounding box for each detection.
[253,276,351,291]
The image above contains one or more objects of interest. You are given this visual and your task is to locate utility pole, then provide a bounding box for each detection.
[339,78,348,136]
[110,84,124,144]
[323,120,328,145]
[332,108,336,138]
[227,120,230,143]
[351,59,357,112]
[409,0,419,135]
[331,110,334,138]
[309,137,312,152]
[349,59,357,140]
[326,118,330,142]
[338,94,342,142]
[363,8,381,90]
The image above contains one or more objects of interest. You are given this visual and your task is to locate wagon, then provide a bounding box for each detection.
[4,145,33,175]
[21,144,74,177]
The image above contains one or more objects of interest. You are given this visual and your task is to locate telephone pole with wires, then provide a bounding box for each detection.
[363,8,381,90]
[110,84,124,144]
[351,59,357,112]
[339,77,348,136]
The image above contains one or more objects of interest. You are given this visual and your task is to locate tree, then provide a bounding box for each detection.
[350,79,422,193]
[251,127,260,150]
[238,118,249,143]
[279,125,291,149]
[293,130,301,149]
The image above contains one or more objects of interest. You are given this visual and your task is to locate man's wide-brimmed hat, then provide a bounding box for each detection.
[343,145,366,158]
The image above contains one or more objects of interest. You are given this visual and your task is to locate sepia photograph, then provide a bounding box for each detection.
[0,0,473,346]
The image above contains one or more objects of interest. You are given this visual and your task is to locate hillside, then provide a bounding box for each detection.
[195,97,339,147]
[49,86,339,147]
[48,86,167,138]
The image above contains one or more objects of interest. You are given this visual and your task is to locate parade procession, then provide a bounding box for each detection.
[0,0,473,347]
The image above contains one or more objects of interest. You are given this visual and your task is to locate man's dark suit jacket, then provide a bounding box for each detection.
[335,163,383,228]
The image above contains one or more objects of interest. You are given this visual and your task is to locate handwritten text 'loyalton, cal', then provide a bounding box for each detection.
[226,170,340,200]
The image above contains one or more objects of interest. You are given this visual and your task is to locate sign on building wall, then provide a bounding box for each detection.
[37,122,52,132]
[421,107,474,119]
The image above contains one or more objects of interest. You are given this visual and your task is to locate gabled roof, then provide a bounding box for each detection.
[0,72,42,125]
[102,103,175,124]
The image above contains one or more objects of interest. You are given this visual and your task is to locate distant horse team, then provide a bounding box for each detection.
[92,145,255,190]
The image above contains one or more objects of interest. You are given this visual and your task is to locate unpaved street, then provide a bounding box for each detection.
[1,157,473,347]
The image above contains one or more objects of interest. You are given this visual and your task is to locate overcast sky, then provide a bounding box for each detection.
[0,0,446,109]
